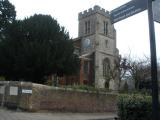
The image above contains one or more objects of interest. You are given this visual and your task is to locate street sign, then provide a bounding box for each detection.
[110,0,147,24]
[153,0,160,23]
[22,89,32,94]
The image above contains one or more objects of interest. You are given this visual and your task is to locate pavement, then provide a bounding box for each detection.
[0,108,117,120]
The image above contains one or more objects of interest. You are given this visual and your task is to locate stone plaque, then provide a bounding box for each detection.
[9,86,18,95]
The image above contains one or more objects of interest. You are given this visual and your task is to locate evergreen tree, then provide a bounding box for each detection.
[0,0,16,40]
[0,14,79,83]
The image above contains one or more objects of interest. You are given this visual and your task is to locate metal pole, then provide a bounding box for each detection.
[147,0,159,120]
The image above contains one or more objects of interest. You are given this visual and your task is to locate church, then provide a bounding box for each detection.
[60,5,120,90]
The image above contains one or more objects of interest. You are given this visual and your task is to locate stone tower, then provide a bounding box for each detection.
[77,5,119,90]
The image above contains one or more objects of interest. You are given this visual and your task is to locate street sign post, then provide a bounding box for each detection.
[110,0,147,24]
[147,0,159,119]
[110,0,159,119]
[153,0,160,23]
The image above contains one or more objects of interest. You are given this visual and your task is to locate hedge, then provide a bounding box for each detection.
[117,94,152,120]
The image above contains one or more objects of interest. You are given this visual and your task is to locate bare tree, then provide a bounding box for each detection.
[120,55,151,90]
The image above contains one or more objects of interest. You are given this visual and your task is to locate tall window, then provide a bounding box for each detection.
[103,21,108,35]
[103,58,110,77]
[88,21,90,34]
[85,21,87,34]
[85,20,90,34]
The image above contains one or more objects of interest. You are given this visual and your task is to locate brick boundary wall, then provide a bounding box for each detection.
[0,81,118,112]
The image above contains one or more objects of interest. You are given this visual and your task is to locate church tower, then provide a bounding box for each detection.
[76,5,119,90]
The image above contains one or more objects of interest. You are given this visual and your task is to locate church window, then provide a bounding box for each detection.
[87,21,90,34]
[85,21,87,34]
[103,58,110,77]
[85,20,91,34]
[105,40,108,48]
[103,21,108,35]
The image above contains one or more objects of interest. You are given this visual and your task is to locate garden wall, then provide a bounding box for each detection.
[0,81,117,112]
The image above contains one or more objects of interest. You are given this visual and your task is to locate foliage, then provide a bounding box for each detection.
[0,0,16,40]
[117,94,152,120]
[119,89,152,96]
[0,76,5,81]
[68,85,97,91]
[0,14,79,83]
[64,85,111,93]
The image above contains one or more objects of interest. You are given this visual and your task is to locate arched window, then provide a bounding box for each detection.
[103,58,110,77]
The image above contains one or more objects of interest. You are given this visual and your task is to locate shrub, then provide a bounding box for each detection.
[117,94,152,120]
[64,85,111,93]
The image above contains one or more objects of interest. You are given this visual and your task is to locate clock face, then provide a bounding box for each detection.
[83,38,91,48]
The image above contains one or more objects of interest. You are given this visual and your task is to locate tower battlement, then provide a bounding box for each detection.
[78,5,109,20]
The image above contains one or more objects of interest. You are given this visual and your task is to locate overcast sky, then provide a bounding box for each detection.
[9,0,160,60]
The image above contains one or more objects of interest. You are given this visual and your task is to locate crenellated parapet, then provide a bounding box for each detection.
[78,5,109,20]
